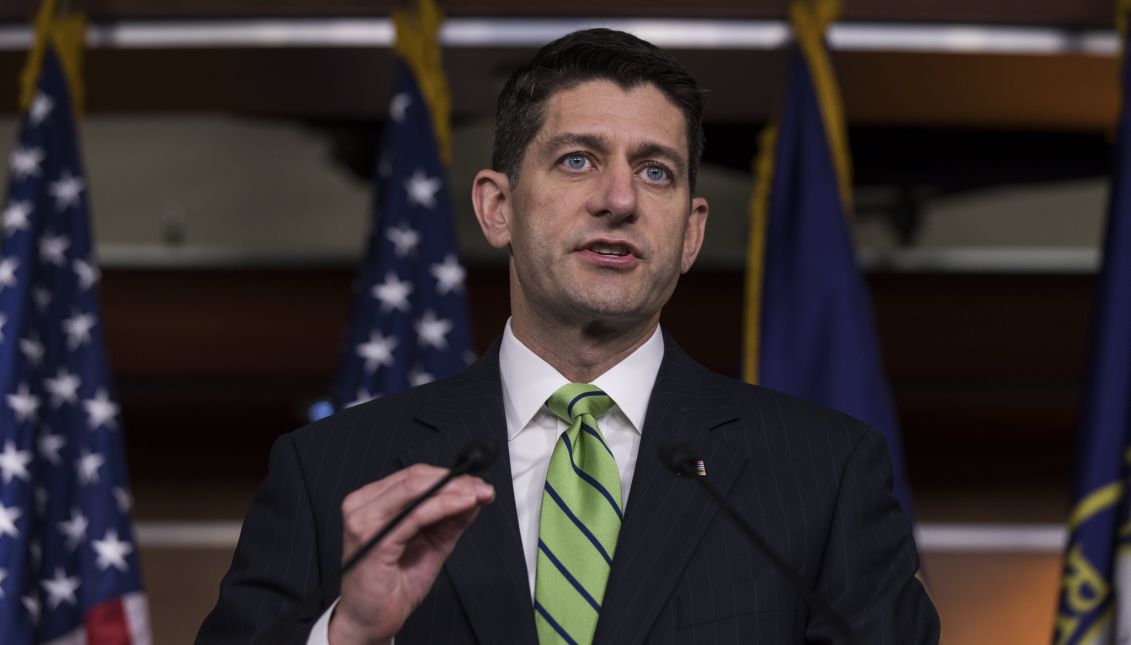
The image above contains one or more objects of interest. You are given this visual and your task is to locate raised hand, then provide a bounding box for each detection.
[328,464,495,644]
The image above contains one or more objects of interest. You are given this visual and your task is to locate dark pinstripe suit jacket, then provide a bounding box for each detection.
[197,335,939,644]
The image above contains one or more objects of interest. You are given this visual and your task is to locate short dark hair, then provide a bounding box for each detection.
[492,28,706,192]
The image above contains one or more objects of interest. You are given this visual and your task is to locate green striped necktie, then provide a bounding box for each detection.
[534,383,622,645]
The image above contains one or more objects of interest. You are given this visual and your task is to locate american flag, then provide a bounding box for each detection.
[0,46,149,642]
[332,56,472,410]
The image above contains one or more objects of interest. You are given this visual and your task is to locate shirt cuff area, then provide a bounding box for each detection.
[305,598,339,645]
[305,599,395,645]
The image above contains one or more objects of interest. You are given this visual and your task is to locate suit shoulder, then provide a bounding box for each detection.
[286,379,445,451]
[710,372,878,448]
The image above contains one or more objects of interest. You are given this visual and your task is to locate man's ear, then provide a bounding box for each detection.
[680,196,709,273]
[472,169,513,250]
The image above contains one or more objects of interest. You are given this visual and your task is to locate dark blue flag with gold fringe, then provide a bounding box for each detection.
[1053,2,1131,641]
[741,0,915,519]
[331,0,472,411]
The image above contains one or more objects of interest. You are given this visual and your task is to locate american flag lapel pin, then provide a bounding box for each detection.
[696,460,707,477]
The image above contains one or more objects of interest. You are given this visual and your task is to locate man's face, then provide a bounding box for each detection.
[475,79,709,331]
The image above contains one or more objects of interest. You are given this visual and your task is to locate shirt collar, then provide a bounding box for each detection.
[498,319,664,440]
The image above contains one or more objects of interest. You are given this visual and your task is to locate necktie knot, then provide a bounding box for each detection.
[547,383,614,424]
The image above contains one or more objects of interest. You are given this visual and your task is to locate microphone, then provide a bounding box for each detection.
[451,436,499,477]
[255,437,499,645]
[659,440,863,645]
[658,439,700,476]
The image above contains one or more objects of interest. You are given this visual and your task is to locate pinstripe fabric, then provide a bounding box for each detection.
[535,385,620,645]
[197,333,938,645]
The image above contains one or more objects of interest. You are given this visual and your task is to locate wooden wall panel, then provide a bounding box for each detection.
[1,47,1117,131]
[107,265,1088,522]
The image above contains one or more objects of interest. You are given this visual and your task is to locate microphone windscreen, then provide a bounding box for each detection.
[659,440,699,476]
[456,437,498,474]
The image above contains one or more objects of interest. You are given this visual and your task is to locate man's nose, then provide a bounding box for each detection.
[587,163,638,222]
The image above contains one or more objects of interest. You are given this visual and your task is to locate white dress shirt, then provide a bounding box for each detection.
[501,319,662,595]
[309,320,664,643]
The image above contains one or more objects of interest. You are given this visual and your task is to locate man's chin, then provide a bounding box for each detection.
[568,301,657,330]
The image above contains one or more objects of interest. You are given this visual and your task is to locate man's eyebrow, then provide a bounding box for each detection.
[542,132,611,155]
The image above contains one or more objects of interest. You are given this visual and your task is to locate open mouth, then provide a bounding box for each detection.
[588,242,632,257]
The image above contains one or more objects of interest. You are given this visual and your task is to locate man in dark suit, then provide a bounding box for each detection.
[198,28,939,644]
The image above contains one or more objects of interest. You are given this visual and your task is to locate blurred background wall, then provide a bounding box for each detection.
[1,0,1120,642]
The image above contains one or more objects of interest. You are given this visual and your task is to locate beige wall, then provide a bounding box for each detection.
[0,115,1108,269]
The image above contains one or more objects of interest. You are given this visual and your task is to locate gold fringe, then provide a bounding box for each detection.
[789,0,853,214]
[393,0,451,165]
[19,0,85,115]
[1068,481,1124,529]
[742,0,850,385]
[742,123,778,385]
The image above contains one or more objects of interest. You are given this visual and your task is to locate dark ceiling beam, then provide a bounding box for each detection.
[0,45,1117,130]
[0,0,1117,28]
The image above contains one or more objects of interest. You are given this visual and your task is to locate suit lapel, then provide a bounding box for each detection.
[406,344,539,644]
[594,336,747,645]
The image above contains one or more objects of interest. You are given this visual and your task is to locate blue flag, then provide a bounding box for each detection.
[1053,19,1131,644]
[743,5,915,518]
[0,45,149,642]
[332,56,472,410]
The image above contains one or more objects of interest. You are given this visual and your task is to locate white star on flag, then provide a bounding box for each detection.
[49,171,85,211]
[63,311,95,349]
[389,93,412,121]
[83,389,120,430]
[41,568,80,609]
[415,311,453,349]
[6,383,40,423]
[113,487,133,513]
[22,595,39,624]
[0,568,6,598]
[92,530,134,572]
[357,331,398,373]
[0,441,32,484]
[405,169,442,209]
[371,272,413,312]
[9,146,44,180]
[76,449,105,485]
[3,200,31,235]
[0,258,18,291]
[29,91,53,124]
[409,367,435,387]
[58,509,88,550]
[0,502,22,538]
[45,368,81,407]
[0,314,5,343]
[430,255,466,295]
[39,233,70,266]
[74,258,100,290]
[38,432,65,466]
[386,222,421,257]
[20,335,44,366]
[347,387,377,408]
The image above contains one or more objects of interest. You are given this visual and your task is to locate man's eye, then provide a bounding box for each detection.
[563,154,588,170]
[643,166,669,182]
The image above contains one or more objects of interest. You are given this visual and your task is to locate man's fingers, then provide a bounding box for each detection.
[342,464,449,516]
[341,470,494,556]
[383,484,495,548]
